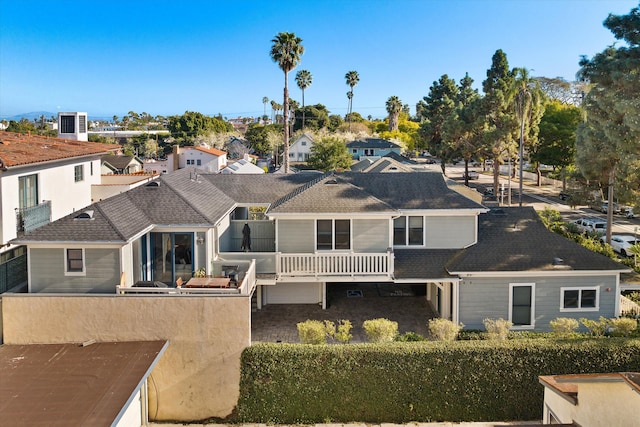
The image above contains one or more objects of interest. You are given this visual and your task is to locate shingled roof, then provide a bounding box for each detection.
[448,207,628,272]
[0,132,116,169]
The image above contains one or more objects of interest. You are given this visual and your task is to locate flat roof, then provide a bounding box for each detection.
[0,340,167,426]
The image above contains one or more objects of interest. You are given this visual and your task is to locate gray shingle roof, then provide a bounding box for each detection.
[394,249,459,279]
[448,207,628,272]
[346,138,401,149]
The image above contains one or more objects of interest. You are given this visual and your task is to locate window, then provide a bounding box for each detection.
[509,283,535,328]
[74,165,84,182]
[561,287,599,311]
[65,248,85,274]
[186,159,194,165]
[60,115,75,133]
[78,114,87,132]
[316,219,350,250]
[196,159,202,166]
[18,174,38,209]
[90,161,94,176]
[394,216,423,246]
[301,141,306,146]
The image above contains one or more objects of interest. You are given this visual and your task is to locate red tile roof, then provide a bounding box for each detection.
[0,132,118,169]
[193,146,226,157]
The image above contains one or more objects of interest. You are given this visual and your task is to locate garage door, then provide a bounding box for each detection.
[266,282,322,304]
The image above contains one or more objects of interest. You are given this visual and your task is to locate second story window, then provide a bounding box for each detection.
[74,165,84,182]
[196,159,202,166]
[65,248,85,275]
[18,174,38,209]
[394,216,424,246]
[317,219,350,250]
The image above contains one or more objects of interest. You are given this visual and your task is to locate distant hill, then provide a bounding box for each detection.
[1,112,116,122]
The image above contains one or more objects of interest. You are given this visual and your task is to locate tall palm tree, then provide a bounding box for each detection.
[345,70,360,129]
[295,69,313,129]
[385,96,402,131]
[262,96,269,121]
[270,32,304,173]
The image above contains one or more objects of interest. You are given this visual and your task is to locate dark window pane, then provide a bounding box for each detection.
[580,290,597,308]
[564,290,579,308]
[393,217,406,245]
[512,286,532,325]
[317,220,332,250]
[334,220,350,250]
[408,216,423,245]
[67,249,83,272]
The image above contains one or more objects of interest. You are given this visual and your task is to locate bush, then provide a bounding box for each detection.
[483,318,513,340]
[296,320,328,344]
[609,318,638,337]
[580,316,610,337]
[362,318,398,343]
[333,320,353,344]
[428,318,464,341]
[396,331,425,342]
[549,317,579,335]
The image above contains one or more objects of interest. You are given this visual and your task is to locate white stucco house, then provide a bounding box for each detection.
[288,133,314,163]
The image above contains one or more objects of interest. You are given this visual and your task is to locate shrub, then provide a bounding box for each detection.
[483,318,513,340]
[396,331,425,342]
[428,318,464,342]
[333,320,353,344]
[549,317,579,335]
[580,316,610,337]
[362,318,398,343]
[297,320,327,344]
[609,318,638,337]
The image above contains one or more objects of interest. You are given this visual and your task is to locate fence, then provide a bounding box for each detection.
[0,254,27,293]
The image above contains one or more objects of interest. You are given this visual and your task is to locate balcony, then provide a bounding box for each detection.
[276,250,394,280]
[16,201,51,235]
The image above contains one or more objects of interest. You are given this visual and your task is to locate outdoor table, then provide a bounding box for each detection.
[184,277,231,288]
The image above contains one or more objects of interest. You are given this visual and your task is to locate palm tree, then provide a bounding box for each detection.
[270,32,304,173]
[385,96,402,131]
[262,97,269,121]
[345,70,359,129]
[295,70,312,129]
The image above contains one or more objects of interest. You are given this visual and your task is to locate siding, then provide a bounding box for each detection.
[353,219,389,252]
[265,281,321,304]
[277,219,314,253]
[30,248,120,293]
[426,216,475,248]
[458,275,618,331]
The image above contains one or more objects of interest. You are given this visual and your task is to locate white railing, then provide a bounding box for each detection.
[276,251,393,278]
[620,295,640,316]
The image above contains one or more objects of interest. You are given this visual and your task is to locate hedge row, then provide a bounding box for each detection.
[237,339,640,424]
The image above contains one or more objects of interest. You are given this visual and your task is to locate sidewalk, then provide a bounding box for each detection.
[150,423,543,427]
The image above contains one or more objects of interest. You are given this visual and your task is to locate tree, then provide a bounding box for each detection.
[167,111,233,144]
[418,74,459,174]
[345,70,360,130]
[262,96,269,120]
[307,136,352,172]
[270,32,304,173]
[576,4,640,242]
[482,49,517,197]
[295,69,313,129]
[385,96,402,131]
[293,104,330,131]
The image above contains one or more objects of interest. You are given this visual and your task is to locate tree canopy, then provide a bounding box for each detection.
[167,111,233,144]
[306,136,352,172]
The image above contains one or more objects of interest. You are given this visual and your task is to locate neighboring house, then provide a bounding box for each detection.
[101,154,144,174]
[288,133,314,163]
[179,146,227,173]
[346,137,402,160]
[12,169,629,330]
[0,341,167,426]
[143,155,175,175]
[92,173,158,203]
[57,111,88,141]
[220,158,265,174]
[225,136,252,160]
[539,372,640,426]
[0,131,117,292]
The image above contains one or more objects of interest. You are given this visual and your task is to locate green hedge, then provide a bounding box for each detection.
[237,339,640,423]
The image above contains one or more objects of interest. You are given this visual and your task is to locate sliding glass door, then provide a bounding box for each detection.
[150,232,193,285]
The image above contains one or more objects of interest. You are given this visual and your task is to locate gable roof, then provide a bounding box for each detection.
[0,132,117,169]
[101,154,142,169]
[448,207,629,272]
[346,137,401,149]
[0,341,167,426]
[191,146,226,157]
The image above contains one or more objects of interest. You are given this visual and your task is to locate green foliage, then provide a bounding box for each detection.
[609,318,638,337]
[549,317,580,336]
[395,331,425,342]
[534,100,581,170]
[293,104,329,131]
[427,318,464,341]
[580,316,610,337]
[625,291,640,305]
[306,136,352,172]
[238,339,640,423]
[332,320,353,344]
[483,318,513,340]
[167,111,233,144]
[362,318,398,343]
[296,320,327,344]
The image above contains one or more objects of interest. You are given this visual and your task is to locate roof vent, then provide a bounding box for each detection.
[325,178,338,185]
[74,210,94,220]
[146,181,160,187]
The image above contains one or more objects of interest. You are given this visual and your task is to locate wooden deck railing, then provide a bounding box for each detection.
[276,251,393,279]
[620,295,640,316]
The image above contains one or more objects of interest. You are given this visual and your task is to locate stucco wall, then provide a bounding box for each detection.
[1,294,250,421]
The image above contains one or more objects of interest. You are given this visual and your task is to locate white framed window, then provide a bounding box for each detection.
[18,174,38,209]
[186,159,194,165]
[509,283,535,329]
[64,248,86,276]
[301,141,307,146]
[560,287,599,311]
[393,216,424,246]
[196,159,202,166]
[316,219,350,250]
[74,165,84,182]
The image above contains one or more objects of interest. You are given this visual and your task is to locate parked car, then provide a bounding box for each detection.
[463,171,479,180]
[620,207,635,219]
[573,217,607,235]
[600,234,638,257]
[601,201,621,214]
[559,191,572,201]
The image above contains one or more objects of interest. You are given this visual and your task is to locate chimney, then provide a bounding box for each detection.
[173,145,180,171]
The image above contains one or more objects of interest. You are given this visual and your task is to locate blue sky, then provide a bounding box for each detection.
[1,0,637,120]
